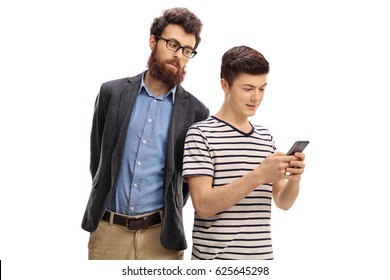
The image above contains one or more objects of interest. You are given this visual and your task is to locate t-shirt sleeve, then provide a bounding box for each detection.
[182,125,214,178]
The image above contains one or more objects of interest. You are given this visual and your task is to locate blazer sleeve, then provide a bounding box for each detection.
[89,84,108,180]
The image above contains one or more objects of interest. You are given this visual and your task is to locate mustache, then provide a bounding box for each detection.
[165,58,181,69]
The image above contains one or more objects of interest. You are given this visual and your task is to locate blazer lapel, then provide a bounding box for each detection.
[118,74,141,130]
[111,74,141,182]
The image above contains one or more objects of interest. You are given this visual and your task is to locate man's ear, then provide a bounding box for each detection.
[149,35,157,51]
[221,79,229,94]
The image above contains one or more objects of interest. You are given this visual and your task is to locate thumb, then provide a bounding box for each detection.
[272,151,285,156]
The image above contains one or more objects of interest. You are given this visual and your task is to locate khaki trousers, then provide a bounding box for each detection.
[88,211,184,260]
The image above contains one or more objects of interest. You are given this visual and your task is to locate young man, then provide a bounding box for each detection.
[82,7,209,260]
[183,46,306,260]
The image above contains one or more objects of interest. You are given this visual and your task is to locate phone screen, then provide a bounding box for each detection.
[286,141,309,155]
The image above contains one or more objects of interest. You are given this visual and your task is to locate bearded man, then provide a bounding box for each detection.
[81,7,209,260]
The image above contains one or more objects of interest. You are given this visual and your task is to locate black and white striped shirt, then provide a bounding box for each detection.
[183,116,276,260]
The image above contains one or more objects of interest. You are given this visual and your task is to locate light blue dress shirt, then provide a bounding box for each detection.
[108,72,176,215]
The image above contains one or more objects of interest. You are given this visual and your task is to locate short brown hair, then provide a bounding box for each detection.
[221,46,269,86]
[150,7,203,49]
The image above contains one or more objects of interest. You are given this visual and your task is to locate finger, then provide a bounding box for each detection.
[285,173,302,181]
[289,161,305,168]
[279,155,297,162]
[284,171,302,179]
[270,151,285,158]
[286,167,305,175]
[293,152,305,160]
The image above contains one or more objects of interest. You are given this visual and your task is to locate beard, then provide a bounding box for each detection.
[147,50,186,87]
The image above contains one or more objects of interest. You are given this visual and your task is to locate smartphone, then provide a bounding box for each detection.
[286,141,310,155]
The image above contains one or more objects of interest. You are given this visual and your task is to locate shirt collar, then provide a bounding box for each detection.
[138,71,176,103]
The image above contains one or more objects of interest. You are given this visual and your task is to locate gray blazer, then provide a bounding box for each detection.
[81,73,209,250]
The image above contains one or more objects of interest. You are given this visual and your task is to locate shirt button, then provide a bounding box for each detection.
[133,183,138,188]
[148,118,152,123]
[142,139,147,144]
[137,161,141,166]
[153,99,157,102]
[130,207,134,211]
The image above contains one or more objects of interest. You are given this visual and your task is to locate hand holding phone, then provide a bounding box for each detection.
[286,141,309,156]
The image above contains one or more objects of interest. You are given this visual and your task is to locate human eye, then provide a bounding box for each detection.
[183,48,193,56]
[168,40,179,49]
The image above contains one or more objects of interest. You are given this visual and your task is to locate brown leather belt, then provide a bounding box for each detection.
[102,210,161,230]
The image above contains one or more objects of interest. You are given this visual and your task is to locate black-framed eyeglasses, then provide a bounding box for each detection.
[155,36,197,58]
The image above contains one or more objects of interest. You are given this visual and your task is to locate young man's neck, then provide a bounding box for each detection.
[144,71,172,96]
[215,108,252,133]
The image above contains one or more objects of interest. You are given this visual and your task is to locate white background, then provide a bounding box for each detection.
[1,0,389,279]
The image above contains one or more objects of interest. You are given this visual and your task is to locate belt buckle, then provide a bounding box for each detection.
[126,216,147,230]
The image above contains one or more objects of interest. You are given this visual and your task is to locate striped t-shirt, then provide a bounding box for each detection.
[183,116,276,260]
